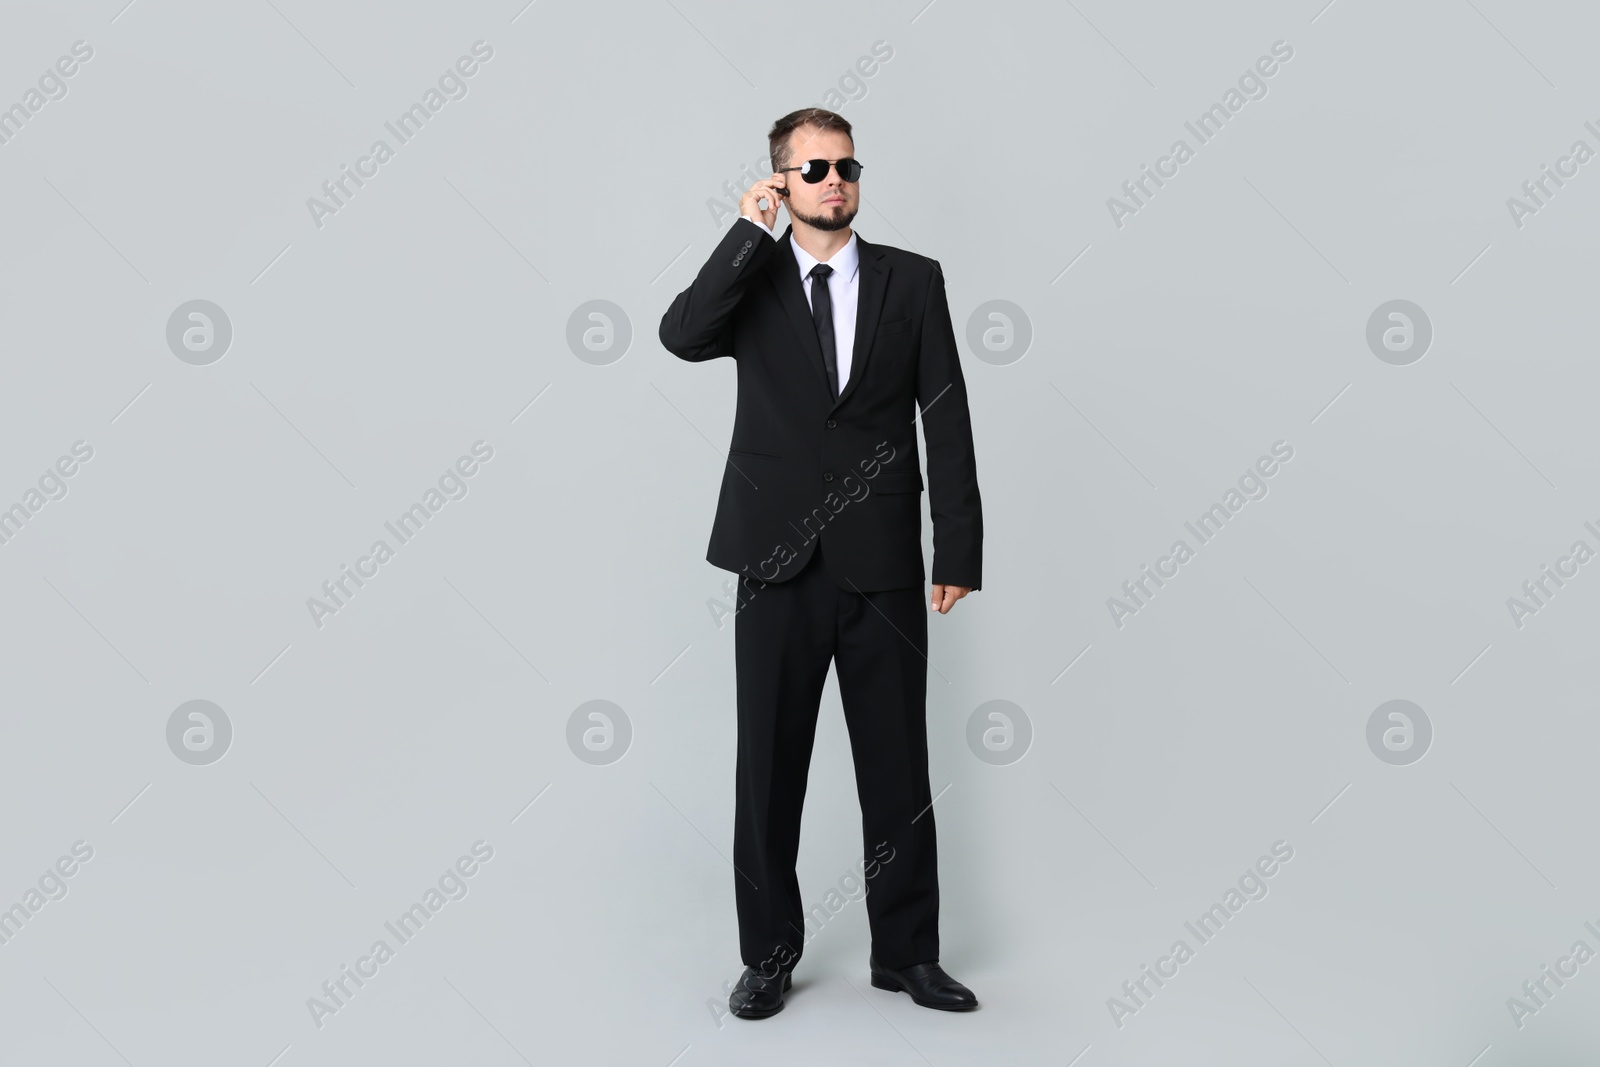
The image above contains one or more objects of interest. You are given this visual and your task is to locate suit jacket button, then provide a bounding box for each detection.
[826,419,837,429]
[823,472,834,481]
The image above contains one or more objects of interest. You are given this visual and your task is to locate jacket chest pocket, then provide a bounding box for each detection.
[877,317,913,343]
[867,317,915,379]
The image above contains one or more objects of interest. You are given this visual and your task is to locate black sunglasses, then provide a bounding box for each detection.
[777,157,864,183]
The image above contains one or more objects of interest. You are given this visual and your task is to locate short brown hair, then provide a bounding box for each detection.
[768,108,853,173]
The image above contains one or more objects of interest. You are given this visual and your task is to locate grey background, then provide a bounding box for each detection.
[1,0,1597,1063]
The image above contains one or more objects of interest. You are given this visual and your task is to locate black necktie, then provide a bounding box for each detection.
[808,263,839,399]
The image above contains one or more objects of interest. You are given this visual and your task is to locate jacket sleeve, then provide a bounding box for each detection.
[659,216,777,362]
[917,260,984,591]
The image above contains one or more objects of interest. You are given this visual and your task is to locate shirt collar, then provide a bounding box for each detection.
[790,230,860,283]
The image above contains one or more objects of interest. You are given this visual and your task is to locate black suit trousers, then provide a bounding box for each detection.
[733,534,940,974]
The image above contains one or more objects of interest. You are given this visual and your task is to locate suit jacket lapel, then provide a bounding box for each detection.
[768,226,833,398]
[766,226,891,409]
[835,233,887,410]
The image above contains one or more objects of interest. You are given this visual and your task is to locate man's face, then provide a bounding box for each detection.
[780,126,858,232]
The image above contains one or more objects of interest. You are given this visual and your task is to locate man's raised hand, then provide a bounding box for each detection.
[740,175,787,229]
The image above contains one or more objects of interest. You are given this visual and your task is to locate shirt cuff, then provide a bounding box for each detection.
[740,214,775,239]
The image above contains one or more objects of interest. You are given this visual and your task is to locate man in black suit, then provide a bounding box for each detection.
[660,108,983,1019]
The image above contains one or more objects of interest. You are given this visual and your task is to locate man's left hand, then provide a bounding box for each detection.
[930,585,971,614]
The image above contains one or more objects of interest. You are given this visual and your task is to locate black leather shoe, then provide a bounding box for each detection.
[729,965,793,1019]
[869,956,978,1011]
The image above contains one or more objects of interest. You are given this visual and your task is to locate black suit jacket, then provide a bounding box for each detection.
[659,217,982,592]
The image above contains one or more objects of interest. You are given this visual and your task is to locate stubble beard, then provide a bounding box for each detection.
[792,201,857,232]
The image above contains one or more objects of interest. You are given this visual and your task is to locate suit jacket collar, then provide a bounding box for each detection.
[767,224,889,410]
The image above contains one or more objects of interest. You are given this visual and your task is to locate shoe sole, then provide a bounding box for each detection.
[730,972,792,1019]
[869,972,979,1011]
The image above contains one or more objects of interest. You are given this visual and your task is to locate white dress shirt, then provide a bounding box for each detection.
[741,214,860,389]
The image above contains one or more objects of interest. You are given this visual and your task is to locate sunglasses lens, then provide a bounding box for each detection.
[799,159,863,182]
